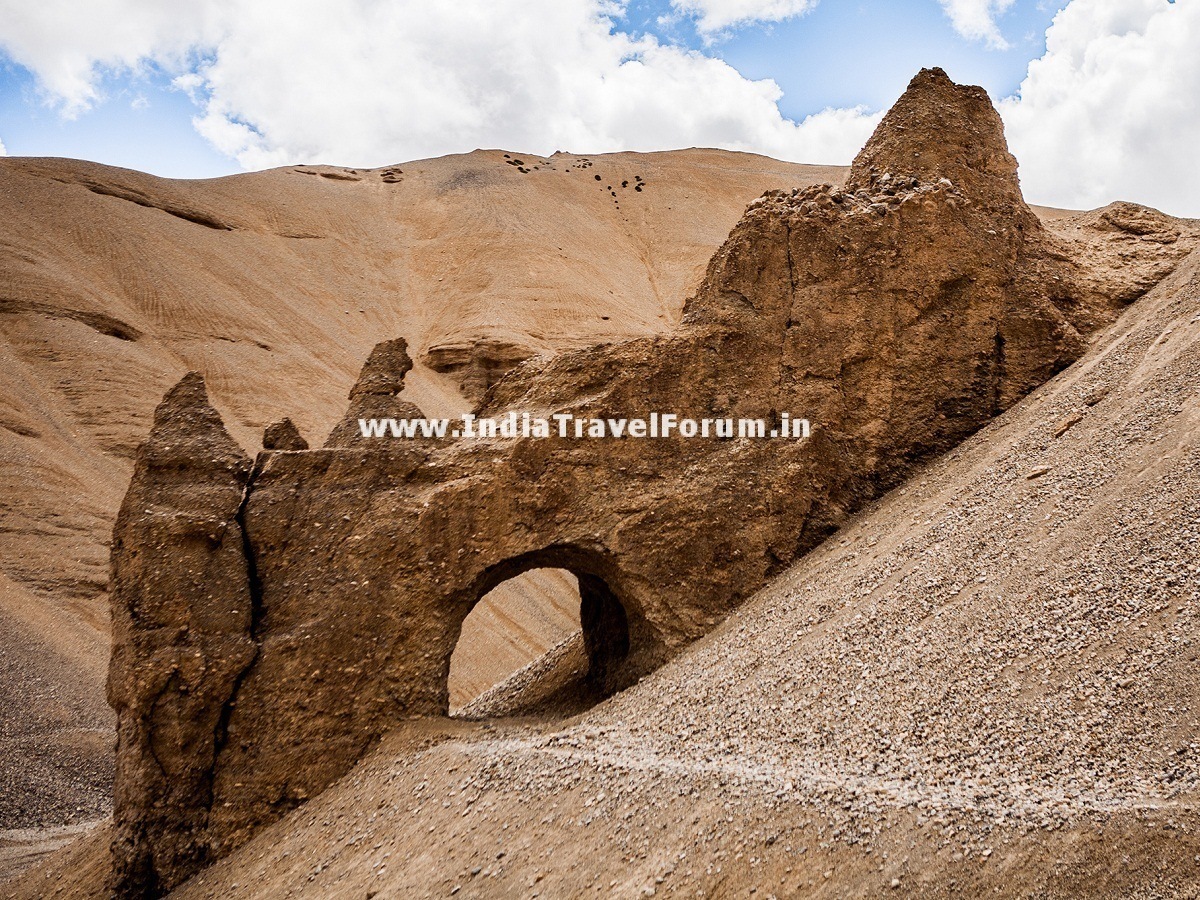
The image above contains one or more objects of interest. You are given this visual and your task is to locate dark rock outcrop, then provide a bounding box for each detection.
[847,67,1026,210]
[106,373,256,897]
[324,337,423,446]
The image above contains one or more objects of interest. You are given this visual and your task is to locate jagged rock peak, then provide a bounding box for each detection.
[325,338,424,447]
[107,369,258,896]
[161,369,208,407]
[847,67,1023,206]
[143,371,250,474]
[263,417,309,451]
[349,337,413,398]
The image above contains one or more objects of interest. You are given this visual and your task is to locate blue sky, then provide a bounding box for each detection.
[631,0,1061,111]
[0,62,234,176]
[0,1,1063,178]
[0,0,1197,216]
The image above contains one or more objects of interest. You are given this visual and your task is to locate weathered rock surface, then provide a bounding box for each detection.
[1053,200,1198,309]
[167,236,1200,900]
[100,69,1188,895]
[105,373,256,897]
[424,337,537,404]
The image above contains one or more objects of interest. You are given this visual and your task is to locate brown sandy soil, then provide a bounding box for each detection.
[0,149,845,838]
[0,587,110,829]
[14,195,1200,899]
[0,823,101,884]
[5,122,1198,892]
[457,632,593,721]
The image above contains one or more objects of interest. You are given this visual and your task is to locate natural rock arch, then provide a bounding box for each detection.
[448,546,633,709]
[104,69,1128,896]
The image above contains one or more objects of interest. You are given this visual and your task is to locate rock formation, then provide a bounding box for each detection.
[324,338,422,447]
[104,69,1157,895]
[106,374,256,896]
[424,337,537,403]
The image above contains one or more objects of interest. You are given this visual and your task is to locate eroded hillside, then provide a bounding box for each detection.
[0,148,843,833]
[3,66,1199,896]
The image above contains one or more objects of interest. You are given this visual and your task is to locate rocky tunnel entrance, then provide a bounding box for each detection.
[448,553,631,719]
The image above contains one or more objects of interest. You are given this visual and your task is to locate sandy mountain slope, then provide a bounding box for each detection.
[25,224,1197,899]
[0,149,844,832]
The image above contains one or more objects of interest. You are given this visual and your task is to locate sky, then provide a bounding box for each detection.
[0,0,1197,215]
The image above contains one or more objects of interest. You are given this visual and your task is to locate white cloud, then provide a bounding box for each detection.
[0,0,876,170]
[1001,0,1200,216]
[670,0,818,35]
[0,0,231,116]
[938,0,1016,49]
[0,136,7,155]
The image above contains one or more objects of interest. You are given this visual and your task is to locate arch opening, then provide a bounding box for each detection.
[447,553,632,719]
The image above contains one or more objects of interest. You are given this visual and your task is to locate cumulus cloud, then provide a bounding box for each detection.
[1001,0,1200,216]
[670,0,818,35]
[938,0,1016,49]
[0,0,230,116]
[0,0,875,169]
